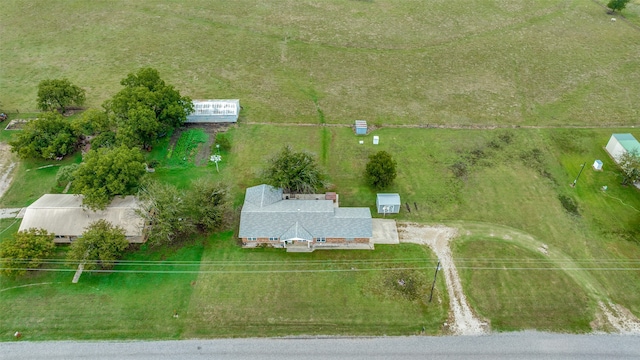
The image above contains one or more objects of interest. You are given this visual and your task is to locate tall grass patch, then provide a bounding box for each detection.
[165,129,208,167]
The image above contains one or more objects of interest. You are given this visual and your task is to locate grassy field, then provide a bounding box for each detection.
[0,153,82,208]
[2,1,640,126]
[223,124,640,331]
[2,124,640,338]
[2,0,640,340]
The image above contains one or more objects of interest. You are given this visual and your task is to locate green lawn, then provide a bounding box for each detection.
[184,232,447,337]
[453,237,593,332]
[2,1,639,126]
[0,240,204,340]
[0,233,447,340]
[0,153,82,208]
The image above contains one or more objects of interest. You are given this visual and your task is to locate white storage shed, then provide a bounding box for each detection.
[376,193,401,214]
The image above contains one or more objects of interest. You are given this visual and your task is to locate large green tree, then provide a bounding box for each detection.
[37,78,86,113]
[137,179,230,246]
[67,220,129,270]
[187,179,230,232]
[71,108,112,137]
[0,228,55,277]
[104,68,193,149]
[137,180,194,246]
[365,151,398,189]
[608,0,630,13]
[263,145,326,194]
[9,112,78,159]
[73,145,146,209]
[115,105,160,149]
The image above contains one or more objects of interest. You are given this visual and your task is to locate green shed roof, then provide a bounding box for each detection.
[613,134,640,154]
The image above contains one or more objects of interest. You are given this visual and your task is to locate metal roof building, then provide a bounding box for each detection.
[19,194,146,243]
[606,133,640,163]
[239,184,372,241]
[185,99,240,123]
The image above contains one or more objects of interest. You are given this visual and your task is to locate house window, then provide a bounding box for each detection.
[269,237,278,241]
[247,237,257,241]
[316,237,326,243]
[346,238,354,242]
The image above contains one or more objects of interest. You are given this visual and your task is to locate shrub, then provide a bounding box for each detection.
[0,228,55,277]
[558,194,579,216]
[55,163,80,186]
[450,161,468,180]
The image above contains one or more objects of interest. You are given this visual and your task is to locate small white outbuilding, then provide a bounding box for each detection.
[593,160,603,171]
[376,193,401,214]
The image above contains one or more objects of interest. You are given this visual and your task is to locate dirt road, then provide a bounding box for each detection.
[0,143,16,200]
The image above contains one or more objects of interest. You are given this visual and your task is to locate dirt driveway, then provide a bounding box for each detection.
[0,143,17,200]
[398,222,489,335]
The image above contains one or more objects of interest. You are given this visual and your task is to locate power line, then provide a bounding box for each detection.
[3,257,640,265]
[1,265,638,276]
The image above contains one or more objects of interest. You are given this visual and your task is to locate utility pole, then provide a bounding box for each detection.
[572,162,586,187]
[429,260,441,303]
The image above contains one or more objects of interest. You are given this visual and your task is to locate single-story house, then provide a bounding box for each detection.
[239,184,373,252]
[376,193,401,214]
[185,99,240,123]
[18,194,146,243]
[605,133,640,163]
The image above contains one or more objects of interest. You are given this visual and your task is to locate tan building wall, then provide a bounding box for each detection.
[53,235,145,244]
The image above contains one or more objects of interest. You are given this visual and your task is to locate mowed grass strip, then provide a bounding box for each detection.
[184,232,447,337]
[1,1,639,126]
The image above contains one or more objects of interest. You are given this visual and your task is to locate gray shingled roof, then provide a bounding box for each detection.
[239,184,372,239]
[18,194,144,238]
[280,222,314,241]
